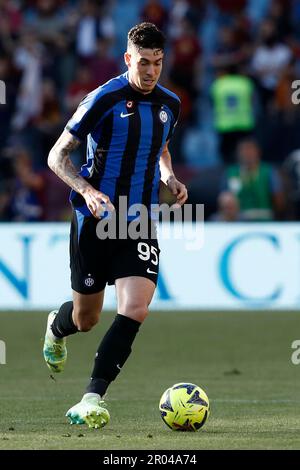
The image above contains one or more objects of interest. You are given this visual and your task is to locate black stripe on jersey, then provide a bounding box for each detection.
[113,109,142,208]
[93,111,114,182]
[70,87,126,141]
[142,104,165,209]
[71,109,114,208]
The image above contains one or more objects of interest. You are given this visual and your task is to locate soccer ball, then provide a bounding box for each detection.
[159,382,210,431]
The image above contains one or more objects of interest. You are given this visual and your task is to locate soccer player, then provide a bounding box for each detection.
[43,22,187,429]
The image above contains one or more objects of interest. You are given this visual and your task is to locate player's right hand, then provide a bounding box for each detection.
[82,188,115,219]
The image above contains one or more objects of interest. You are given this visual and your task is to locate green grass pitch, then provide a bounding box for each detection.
[0,310,300,450]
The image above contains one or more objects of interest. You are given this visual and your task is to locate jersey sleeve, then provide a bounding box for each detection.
[65,88,108,141]
[167,98,181,142]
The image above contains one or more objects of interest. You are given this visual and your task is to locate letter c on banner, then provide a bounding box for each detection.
[219,233,282,303]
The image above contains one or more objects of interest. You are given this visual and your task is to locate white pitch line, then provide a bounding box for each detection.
[1,396,298,404]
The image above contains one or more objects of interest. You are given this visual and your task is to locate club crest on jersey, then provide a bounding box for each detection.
[126,101,134,109]
[159,110,168,123]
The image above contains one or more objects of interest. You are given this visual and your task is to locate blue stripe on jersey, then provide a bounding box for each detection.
[98,101,130,201]
[128,104,153,210]
[74,204,92,217]
[75,209,85,242]
[151,119,170,206]
[81,135,98,177]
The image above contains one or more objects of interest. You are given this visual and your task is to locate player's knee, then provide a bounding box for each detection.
[73,309,99,332]
[77,317,99,332]
[122,304,149,323]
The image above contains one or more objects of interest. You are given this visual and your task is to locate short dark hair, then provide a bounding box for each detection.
[128,22,165,51]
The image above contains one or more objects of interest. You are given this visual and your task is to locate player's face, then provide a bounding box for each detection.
[125,47,164,94]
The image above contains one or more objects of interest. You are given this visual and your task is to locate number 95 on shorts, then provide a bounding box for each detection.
[107,238,161,286]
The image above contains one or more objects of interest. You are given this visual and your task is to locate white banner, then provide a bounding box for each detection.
[0,222,300,310]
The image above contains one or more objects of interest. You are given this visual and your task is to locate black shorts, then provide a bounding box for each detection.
[70,212,160,294]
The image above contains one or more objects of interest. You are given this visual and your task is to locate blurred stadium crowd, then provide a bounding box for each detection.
[1,0,300,222]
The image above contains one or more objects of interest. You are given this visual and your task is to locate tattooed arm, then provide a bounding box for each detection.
[48,129,114,218]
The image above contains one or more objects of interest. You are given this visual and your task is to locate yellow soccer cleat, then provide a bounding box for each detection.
[66,394,110,429]
[43,310,67,373]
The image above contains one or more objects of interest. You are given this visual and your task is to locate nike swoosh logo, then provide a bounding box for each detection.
[120,112,135,118]
[147,268,157,275]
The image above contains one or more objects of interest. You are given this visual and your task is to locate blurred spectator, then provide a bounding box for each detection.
[0,180,13,221]
[76,0,100,59]
[0,0,22,37]
[168,0,190,39]
[274,58,297,118]
[282,149,300,220]
[211,24,251,70]
[33,78,62,159]
[64,64,96,169]
[10,147,46,221]
[261,58,300,163]
[24,0,65,47]
[185,0,206,30]
[0,55,21,147]
[23,1,76,88]
[187,165,225,219]
[291,0,300,40]
[224,138,285,221]
[210,191,243,221]
[168,0,204,39]
[232,12,252,46]
[0,147,14,221]
[12,29,43,130]
[87,38,119,86]
[169,16,201,117]
[246,0,272,27]
[140,0,169,32]
[251,19,292,110]
[0,0,22,64]
[35,79,61,127]
[213,0,248,33]
[268,0,292,41]
[43,169,71,221]
[214,0,247,16]
[75,0,115,61]
[210,66,256,163]
[65,65,96,115]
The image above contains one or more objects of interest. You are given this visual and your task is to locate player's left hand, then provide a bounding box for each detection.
[166,175,188,209]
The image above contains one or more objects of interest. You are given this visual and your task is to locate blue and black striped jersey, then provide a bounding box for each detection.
[66,71,180,218]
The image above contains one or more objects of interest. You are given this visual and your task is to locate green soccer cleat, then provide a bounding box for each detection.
[66,394,110,429]
[43,310,67,373]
